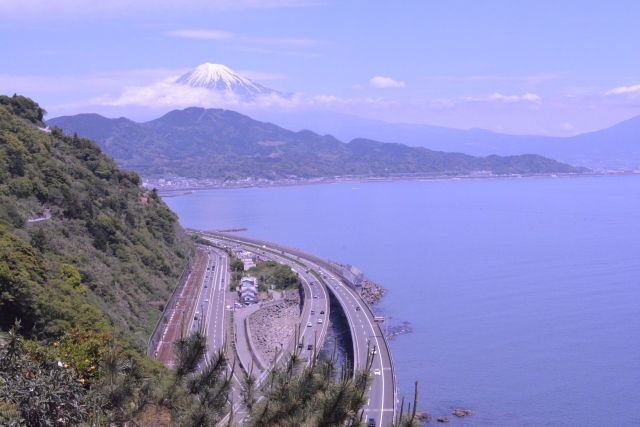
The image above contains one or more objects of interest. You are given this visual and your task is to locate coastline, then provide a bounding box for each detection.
[163,173,640,427]
[153,171,638,196]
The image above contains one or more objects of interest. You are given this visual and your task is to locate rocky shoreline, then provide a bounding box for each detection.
[248,291,300,365]
[360,278,386,304]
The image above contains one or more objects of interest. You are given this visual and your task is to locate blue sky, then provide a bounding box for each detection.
[2,0,640,135]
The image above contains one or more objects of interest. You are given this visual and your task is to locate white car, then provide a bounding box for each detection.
[307,322,312,327]
[317,319,323,324]
[373,369,381,376]
[204,299,209,302]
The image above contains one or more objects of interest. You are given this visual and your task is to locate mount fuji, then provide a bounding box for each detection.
[176,63,279,99]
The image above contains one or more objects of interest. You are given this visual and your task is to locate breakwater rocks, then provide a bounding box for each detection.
[248,290,300,365]
[415,411,431,424]
[360,278,385,304]
[208,228,248,233]
[387,321,412,339]
[452,409,473,417]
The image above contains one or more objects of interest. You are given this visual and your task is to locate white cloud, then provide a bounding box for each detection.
[607,84,640,95]
[369,76,406,89]
[14,69,640,138]
[422,72,567,84]
[92,78,350,111]
[233,47,323,57]
[467,92,541,102]
[0,0,322,18]
[0,67,285,99]
[235,70,288,81]
[0,68,189,93]
[521,93,541,102]
[252,37,325,47]
[167,29,326,47]
[166,30,234,40]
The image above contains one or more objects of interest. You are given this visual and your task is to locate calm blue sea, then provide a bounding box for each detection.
[164,176,640,426]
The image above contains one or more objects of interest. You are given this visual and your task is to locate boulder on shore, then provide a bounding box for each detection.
[415,411,430,422]
[452,409,473,417]
[437,416,450,423]
[360,278,385,304]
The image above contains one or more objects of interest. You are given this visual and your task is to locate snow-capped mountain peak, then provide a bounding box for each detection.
[176,63,277,98]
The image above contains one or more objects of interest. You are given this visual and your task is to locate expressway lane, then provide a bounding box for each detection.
[207,241,331,369]
[200,239,330,425]
[241,247,330,366]
[199,232,397,427]
[189,246,230,360]
[319,267,393,426]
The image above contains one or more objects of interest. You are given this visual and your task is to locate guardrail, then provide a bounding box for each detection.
[196,230,397,419]
[147,258,193,358]
[360,295,399,422]
[193,230,350,284]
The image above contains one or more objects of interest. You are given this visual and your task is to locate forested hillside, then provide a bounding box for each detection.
[48,107,588,179]
[0,95,421,427]
[0,95,192,350]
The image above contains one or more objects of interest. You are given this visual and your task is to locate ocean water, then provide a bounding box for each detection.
[164,176,640,426]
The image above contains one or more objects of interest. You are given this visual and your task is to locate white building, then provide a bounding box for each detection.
[239,276,258,305]
[239,251,257,269]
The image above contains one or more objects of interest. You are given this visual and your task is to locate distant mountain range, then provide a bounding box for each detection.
[47,108,585,179]
[249,110,640,170]
[176,63,280,99]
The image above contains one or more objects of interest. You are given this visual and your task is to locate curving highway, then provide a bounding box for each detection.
[195,239,331,424]
[198,231,397,427]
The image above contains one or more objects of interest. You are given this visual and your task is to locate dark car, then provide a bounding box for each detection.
[298,342,304,348]
[356,306,361,311]
[320,310,325,314]
[307,344,313,350]
[368,418,376,427]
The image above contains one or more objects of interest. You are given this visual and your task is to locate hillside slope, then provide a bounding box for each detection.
[0,95,192,349]
[249,110,640,170]
[47,108,587,179]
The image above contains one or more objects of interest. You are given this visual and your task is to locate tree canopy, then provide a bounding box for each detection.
[0,95,192,351]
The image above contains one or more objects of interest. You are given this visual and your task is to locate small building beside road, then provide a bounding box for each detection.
[238,251,257,269]
[239,276,259,304]
[343,264,364,289]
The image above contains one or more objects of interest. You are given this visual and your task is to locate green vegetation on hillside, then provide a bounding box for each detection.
[0,94,192,350]
[230,258,244,271]
[0,96,424,426]
[47,108,588,180]
[248,260,299,291]
[2,322,418,427]
[0,322,233,427]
